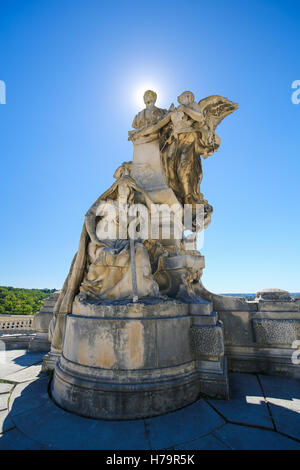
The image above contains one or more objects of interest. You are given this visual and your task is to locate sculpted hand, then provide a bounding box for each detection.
[77,293,87,302]
[90,235,102,246]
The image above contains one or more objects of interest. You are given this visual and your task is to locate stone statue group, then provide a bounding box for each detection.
[48,89,237,355]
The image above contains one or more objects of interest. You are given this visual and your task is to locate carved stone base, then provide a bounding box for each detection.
[0,333,34,350]
[42,350,60,373]
[51,299,228,419]
[154,253,205,298]
[190,302,229,399]
[29,332,50,352]
[196,357,229,399]
[227,346,300,379]
[52,355,201,420]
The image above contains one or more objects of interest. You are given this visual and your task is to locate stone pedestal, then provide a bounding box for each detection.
[29,292,59,352]
[131,136,179,206]
[190,301,228,398]
[42,312,66,372]
[51,297,228,420]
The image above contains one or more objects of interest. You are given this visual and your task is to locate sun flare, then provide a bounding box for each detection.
[134,82,164,109]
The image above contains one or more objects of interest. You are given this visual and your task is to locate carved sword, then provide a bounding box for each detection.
[130,236,139,303]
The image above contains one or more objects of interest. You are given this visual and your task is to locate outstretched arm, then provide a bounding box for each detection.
[85,213,99,245]
[85,197,103,245]
[177,105,205,125]
[129,113,172,140]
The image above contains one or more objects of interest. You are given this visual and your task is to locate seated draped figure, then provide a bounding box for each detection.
[79,175,161,300]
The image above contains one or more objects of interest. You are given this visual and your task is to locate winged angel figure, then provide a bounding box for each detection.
[130,91,238,229]
[160,92,238,205]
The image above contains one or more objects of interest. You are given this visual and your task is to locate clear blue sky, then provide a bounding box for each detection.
[0,0,299,293]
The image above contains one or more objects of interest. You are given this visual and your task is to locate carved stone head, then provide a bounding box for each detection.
[143,90,157,107]
[117,181,132,204]
[177,91,195,105]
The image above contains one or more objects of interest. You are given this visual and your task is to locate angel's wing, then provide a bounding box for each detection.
[198,95,238,131]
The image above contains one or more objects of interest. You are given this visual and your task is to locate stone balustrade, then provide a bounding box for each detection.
[0,292,58,351]
[0,314,34,333]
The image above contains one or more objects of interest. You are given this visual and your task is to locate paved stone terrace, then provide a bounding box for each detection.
[0,350,299,450]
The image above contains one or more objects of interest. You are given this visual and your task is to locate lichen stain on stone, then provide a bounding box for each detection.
[125,321,144,369]
[77,337,90,365]
[93,333,116,369]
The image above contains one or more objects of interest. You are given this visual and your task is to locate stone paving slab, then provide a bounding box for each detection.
[0,409,15,434]
[0,383,14,394]
[0,393,9,411]
[207,373,273,429]
[12,398,150,450]
[0,350,45,380]
[214,423,300,450]
[259,374,300,441]
[1,350,44,364]
[91,420,150,450]
[4,364,44,383]
[145,400,225,450]
[0,351,300,450]
[9,377,50,417]
[1,349,27,360]
[172,431,230,450]
[0,427,46,450]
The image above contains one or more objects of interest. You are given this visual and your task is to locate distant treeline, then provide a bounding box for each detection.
[0,286,56,315]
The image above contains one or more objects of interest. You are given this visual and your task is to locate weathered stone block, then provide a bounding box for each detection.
[190,323,224,358]
[189,300,213,316]
[192,312,217,326]
[211,295,257,312]
[257,301,300,312]
[29,292,59,353]
[253,318,300,346]
[218,310,254,346]
[226,345,300,379]
[51,301,228,418]
[256,288,291,302]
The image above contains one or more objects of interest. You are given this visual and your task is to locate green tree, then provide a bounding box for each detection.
[0,286,57,315]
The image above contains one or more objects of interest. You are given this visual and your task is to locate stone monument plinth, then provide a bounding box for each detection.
[46,88,238,419]
[51,298,228,419]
